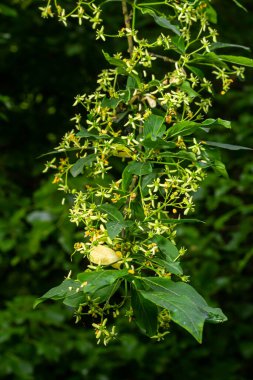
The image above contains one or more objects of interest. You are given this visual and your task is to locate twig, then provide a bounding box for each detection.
[150,52,176,63]
[122,0,134,56]
[129,175,138,192]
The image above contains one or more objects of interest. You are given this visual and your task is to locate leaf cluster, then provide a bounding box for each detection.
[37,0,252,344]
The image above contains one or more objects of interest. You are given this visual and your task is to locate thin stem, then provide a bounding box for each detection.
[149,52,176,63]
[138,1,166,5]
[132,0,137,30]
[122,0,134,56]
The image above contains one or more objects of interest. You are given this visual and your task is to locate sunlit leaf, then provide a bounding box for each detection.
[77,270,128,294]
[167,121,200,138]
[140,278,227,343]
[201,118,231,129]
[34,279,80,308]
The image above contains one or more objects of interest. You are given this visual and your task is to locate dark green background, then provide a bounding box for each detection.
[1,0,253,379]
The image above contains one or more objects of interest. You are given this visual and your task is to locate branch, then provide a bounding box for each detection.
[122,0,134,56]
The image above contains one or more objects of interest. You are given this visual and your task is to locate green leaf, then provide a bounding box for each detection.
[33,279,80,308]
[205,141,252,150]
[98,204,124,222]
[38,147,80,158]
[205,4,217,23]
[103,51,141,86]
[201,118,231,129]
[141,8,180,35]
[219,55,253,67]
[141,289,204,342]
[63,292,86,308]
[145,278,227,324]
[186,65,204,79]
[141,172,158,195]
[151,235,179,261]
[191,52,228,68]
[159,218,205,225]
[101,0,123,4]
[152,15,180,35]
[101,97,122,108]
[167,121,200,138]
[103,51,127,69]
[76,128,108,139]
[102,90,130,108]
[70,154,96,177]
[120,89,131,103]
[77,269,128,294]
[142,137,175,149]
[210,42,250,52]
[172,36,186,54]
[147,79,161,88]
[140,278,227,343]
[106,221,125,239]
[213,160,229,178]
[131,286,158,336]
[151,258,183,275]
[126,76,138,90]
[232,0,247,12]
[143,114,166,140]
[126,161,153,176]
[114,110,128,124]
[180,81,199,98]
[203,146,221,162]
[205,309,229,324]
[131,200,145,220]
[0,4,18,17]
[92,281,121,303]
[122,165,133,191]
[101,0,124,4]
[160,151,197,161]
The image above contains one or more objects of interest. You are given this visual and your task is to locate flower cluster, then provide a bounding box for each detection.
[39,0,102,28]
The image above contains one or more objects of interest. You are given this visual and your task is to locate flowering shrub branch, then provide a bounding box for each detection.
[36,0,253,344]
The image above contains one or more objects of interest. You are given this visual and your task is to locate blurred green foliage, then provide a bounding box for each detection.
[0,0,253,379]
